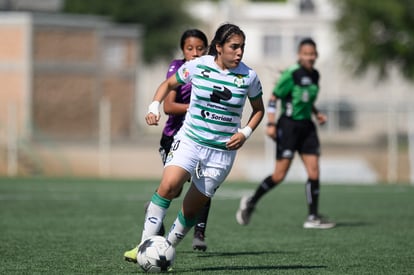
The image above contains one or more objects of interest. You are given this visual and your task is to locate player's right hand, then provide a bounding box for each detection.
[145,112,160,125]
[146,101,161,125]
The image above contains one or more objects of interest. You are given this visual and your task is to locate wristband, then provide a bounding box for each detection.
[267,107,276,114]
[267,122,276,127]
[147,101,160,115]
[238,126,253,139]
[267,100,276,114]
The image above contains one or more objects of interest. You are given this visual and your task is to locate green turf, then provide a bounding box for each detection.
[1,177,413,274]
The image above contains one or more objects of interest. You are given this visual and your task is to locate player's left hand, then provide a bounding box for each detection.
[226,132,246,150]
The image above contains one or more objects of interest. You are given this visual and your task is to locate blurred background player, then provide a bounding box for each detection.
[124,23,264,263]
[148,29,211,251]
[236,38,336,229]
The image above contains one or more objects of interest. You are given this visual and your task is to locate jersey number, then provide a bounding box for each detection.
[171,140,180,151]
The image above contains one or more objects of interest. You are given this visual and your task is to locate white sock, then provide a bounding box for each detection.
[166,217,190,247]
[141,201,167,242]
[166,211,195,247]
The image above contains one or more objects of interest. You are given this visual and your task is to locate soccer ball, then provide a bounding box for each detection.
[137,236,176,273]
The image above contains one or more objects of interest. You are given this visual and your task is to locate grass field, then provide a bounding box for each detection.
[1,177,413,274]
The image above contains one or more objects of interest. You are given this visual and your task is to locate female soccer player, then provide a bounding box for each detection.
[236,38,336,229]
[157,29,211,251]
[125,23,264,261]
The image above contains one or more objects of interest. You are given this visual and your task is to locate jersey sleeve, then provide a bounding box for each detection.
[247,71,263,100]
[166,61,178,79]
[175,59,197,85]
[273,69,294,98]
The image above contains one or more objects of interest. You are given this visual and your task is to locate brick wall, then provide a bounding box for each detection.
[31,20,139,141]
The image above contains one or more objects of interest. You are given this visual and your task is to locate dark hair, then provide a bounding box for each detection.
[208,23,246,56]
[180,29,208,50]
[298,37,317,52]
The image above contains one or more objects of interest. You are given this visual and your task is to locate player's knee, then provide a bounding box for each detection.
[158,182,184,200]
[308,169,319,179]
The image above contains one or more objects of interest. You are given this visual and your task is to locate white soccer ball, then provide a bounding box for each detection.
[137,236,176,273]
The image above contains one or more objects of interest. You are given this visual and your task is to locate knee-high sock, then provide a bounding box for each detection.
[250,175,278,205]
[141,192,171,242]
[305,179,320,216]
[166,210,197,247]
[194,199,211,235]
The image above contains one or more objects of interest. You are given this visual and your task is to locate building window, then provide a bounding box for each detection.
[263,35,282,57]
[294,35,306,51]
[319,101,355,130]
[299,0,315,13]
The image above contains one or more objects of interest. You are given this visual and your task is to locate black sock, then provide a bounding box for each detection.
[194,199,211,235]
[250,176,278,205]
[305,179,320,216]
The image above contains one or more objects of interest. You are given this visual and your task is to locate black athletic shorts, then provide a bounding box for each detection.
[275,116,320,160]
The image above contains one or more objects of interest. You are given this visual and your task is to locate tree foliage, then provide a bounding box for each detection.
[63,0,196,63]
[334,0,414,81]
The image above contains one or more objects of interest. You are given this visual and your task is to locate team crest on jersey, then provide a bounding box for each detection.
[234,75,245,87]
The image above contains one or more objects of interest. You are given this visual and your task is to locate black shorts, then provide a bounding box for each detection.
[275,116,320,160]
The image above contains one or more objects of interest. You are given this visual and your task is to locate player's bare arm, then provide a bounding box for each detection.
[145,74,181,126]
[226,96,264,150]
[163,90,189,115]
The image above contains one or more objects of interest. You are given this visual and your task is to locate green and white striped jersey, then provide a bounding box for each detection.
[175,55,262,150]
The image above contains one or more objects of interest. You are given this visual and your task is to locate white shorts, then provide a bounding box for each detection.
[164,133,236,197]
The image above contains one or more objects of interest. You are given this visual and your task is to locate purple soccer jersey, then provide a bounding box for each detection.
[162,59,192,137]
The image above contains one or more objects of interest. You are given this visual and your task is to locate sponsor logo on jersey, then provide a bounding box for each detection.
[201,110,232,122]
[201,110,210,119]
[207,103,227,111]
[211,114,232,122]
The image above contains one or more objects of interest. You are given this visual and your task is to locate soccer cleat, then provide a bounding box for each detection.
[236,195,255,225]
[192,231,207,251]
[303,215,336,229]
[124,246,138,263]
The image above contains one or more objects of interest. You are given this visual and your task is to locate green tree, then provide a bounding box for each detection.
[334,0,414,80]
[63,0,196,63]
